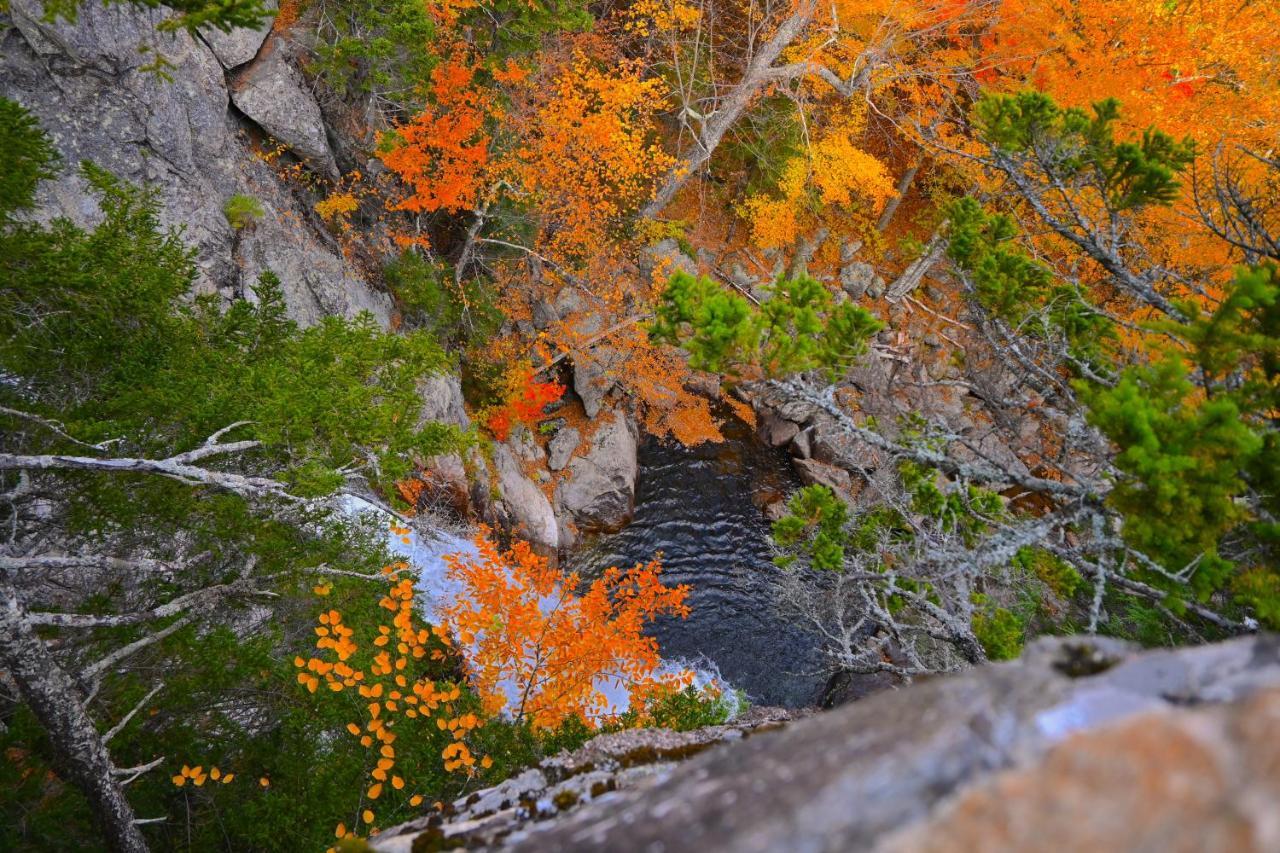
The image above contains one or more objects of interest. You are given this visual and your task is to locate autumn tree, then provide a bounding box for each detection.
[294,549,497,842]
[443,531,693,729]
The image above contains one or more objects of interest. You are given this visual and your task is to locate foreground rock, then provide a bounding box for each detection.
[370,707,797,853]
[372,634,1280,852]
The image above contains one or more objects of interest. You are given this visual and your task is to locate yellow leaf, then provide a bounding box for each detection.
[409,794,424,807]
[172,775,186,787]
[391,775,404,790]
[362,809,375,824]
[368,783,382,800]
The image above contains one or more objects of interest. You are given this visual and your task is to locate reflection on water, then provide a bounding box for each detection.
[570,414,826,708]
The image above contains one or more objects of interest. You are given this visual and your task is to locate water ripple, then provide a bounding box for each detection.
[570,417,825,708]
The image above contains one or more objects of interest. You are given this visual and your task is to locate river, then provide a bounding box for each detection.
[569,411,827,708]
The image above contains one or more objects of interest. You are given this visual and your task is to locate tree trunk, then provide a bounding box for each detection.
[639,0,817,220]
[0,583,149,852]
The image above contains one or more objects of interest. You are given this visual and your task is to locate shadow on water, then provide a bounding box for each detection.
[570,412,827,708]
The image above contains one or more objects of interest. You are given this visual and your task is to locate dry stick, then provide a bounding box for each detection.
[104,683,163,744]
[0,448,288,499]
[84,615,196,681]
[533,314,653,376]
[0,555,177,574]
[711,266,763,306]
[876,164,919,233]
[903,295,972,331]
[639,0,819,220]
[0,406,118,452]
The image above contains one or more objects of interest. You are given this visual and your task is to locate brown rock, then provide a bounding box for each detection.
[880,689,1280,853]
[793,458,854,495]
[757,409,801,447]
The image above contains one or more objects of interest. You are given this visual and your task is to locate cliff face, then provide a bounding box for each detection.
[0,2,656,549]
[0,0,390,325]
[371,635,1280,852]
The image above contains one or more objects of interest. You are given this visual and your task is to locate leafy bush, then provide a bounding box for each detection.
[223,192,264,230]
[971,600,1027,661]
[383,250,502,349]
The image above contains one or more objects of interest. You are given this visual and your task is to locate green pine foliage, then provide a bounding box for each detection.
[649,271,883,378]
[310,0,590,106]
[772,485,849,571]
[383,249,503,350]
[1083,263,1280,618]
[0,158,459,497]
[970,599,1027,661]
[0,98,474,845]
[223,193,265,230]
[974,92,1196,211]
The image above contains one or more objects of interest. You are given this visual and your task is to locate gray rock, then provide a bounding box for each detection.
[757,409,800,447]
[683,371,722,398]
[546,427,580,471]
[639,237,697,281]
[492,445,558,553]
[880,676,1280,853]
[572,347,622,419]
[793,458,854,495]
[417,374,470,429]
[1,0,390,324]
[368,635,1280,853]
[230,44,338,178]
[196,1,274,69]
[841,259,885,300]
[510,428,544,464]
[553,286,588,320]
[557,412,637,531]
[791,425,814,459]
[371,707,797,853]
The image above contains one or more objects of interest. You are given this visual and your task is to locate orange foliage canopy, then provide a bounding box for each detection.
[982,0,1280,150]
[501,48,674,258]
[442,531,693,729]
[481,362,566,441]
[380,50,495,214]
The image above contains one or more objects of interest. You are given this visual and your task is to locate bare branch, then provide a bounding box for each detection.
[104,683,163,744]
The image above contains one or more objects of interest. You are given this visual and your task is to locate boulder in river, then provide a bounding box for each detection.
[557,411,638,532]
[547,426,581,471]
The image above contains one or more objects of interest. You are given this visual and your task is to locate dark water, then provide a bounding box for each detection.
[571,414,827,708]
